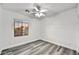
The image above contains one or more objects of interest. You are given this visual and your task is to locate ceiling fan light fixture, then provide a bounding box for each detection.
[35,13,40,17]
[35,13,45,17]
[40,9,48,12]
[25,4,48,18]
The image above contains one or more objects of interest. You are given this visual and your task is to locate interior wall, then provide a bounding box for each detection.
[0,4,3,53]
[41,8,78,51]
[1,9,40,50]
[76,4,79,52]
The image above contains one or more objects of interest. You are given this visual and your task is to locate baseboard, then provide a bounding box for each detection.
[42,39,78,52]
[1,39,39,51]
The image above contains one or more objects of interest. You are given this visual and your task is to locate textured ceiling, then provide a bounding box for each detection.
[2,3,77,19]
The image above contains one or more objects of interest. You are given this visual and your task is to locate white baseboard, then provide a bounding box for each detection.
[42,39,77,52]
[1,39,39,51]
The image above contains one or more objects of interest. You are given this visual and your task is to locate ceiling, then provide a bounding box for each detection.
[1,3,77,19]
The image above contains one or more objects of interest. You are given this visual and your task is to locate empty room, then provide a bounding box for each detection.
[0,3,79,55]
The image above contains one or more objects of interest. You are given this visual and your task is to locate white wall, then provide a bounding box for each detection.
[41,8,78,51]
[0,4,3,53]
[1,9,40,50]
[76,4,79,52]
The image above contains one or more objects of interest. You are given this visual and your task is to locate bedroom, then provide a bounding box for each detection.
[0,3,79,55]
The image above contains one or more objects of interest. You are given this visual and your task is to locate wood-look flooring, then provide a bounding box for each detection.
[1,40,78,55]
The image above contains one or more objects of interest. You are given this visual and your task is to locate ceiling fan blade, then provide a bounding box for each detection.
[34,6,39,11]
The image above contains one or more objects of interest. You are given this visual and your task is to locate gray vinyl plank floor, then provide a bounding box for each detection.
[1,40,78,55]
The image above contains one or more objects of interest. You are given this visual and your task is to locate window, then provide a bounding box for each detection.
[14,20,29,37]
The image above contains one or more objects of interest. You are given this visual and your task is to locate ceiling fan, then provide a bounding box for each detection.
[25,4,48,18]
